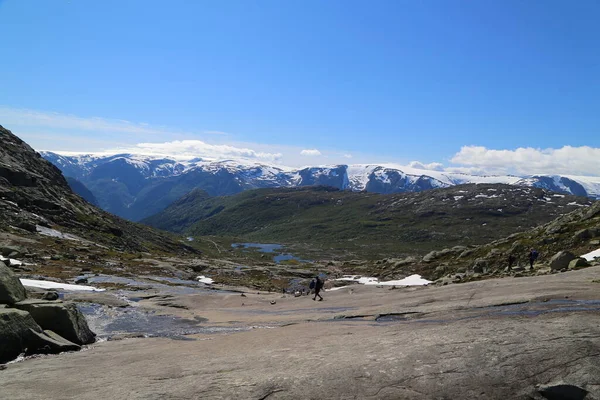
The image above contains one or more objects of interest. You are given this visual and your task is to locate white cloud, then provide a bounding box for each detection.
[343,154,353,159]
[408,161,444,171]
[451,145,600,176]
[300,149,322,156]
[107,140,282,162]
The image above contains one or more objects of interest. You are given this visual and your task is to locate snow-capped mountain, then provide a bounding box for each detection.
[40,151,600,221]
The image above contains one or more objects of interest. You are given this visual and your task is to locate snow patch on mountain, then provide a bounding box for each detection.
[40,151,600,199]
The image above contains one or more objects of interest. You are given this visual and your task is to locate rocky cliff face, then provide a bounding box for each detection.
[0,126,194,253]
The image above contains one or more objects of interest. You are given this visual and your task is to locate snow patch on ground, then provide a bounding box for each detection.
[197,276,214,285]
[20,279,105,292]
[0,256,32,266]
[582,248,600,262]
[36,225,82,241]
[334,274,431,287]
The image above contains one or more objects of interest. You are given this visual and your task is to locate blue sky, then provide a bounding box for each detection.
[1,0,599,174]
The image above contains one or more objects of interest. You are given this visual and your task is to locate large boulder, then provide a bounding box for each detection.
[549,251,578,271]
[0,261,27,305]
[0,246,23,258]
[14,300,95,345]
[472,259,488,274]
[568,258,590,270]
[0,308,42,363]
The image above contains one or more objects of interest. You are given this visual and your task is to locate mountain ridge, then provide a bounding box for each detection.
[0,126,196,254]
[41,151,600,222]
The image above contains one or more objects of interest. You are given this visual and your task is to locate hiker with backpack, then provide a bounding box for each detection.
[507,253,516,271]
[311,276,324,301]
[528,249,539,270]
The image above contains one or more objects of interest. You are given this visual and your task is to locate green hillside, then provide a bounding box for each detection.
[143,184,594,260]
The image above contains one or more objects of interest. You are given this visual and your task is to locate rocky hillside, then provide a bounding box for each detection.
[42,151,600,221]
[143,184,594,260]
[384,199,600,282]
[0,126,195,254]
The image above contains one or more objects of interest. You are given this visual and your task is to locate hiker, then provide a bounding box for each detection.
[507,253,516,270]
[528,249,539,270]
[312,276,324,301]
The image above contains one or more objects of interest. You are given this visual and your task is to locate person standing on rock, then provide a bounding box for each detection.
[313,276,324,301]
[528,249,539,270]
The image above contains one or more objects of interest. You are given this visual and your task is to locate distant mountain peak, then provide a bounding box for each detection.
[39,151,600,222]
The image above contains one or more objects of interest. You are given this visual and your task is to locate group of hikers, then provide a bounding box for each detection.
[507,248,539,271]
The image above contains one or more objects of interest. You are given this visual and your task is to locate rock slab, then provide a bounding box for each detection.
[0,308,42,363]
[27,329,81,354]
[14,300,96,345]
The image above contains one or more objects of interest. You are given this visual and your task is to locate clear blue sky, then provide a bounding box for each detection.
[1,0,599,172]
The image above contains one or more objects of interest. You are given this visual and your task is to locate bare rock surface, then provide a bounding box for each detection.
[3,267,600,399]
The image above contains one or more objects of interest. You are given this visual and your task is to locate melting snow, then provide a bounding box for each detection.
[582,248,600,262]
[197,276,214,285]
[36,225,82,241]
[0,255,32,266]
[334,274,431,287]
[20,279,105,292]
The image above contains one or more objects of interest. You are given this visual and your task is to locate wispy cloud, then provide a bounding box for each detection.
[450,145,600,176]
[300,149,322,156]
[0,106,225,137]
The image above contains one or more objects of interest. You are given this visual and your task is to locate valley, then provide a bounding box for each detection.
[2,125,600,399]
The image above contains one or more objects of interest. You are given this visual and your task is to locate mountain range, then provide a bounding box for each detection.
[40,151,600,222]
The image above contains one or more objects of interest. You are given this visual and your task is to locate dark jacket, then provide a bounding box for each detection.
[315,277,324,291]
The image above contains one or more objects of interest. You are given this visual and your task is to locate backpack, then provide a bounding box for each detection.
[309,280,315,289]
[532,250,539,260]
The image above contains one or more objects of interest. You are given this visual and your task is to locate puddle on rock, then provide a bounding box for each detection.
[78,303,250,340]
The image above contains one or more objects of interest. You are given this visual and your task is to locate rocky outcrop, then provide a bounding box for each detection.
[0,262,27,305]
[0,262,95,362]
[549,251,578,271]
[0,308,84,363]
[0,308,42,363]
[0,125,198,254]
[14,300,95,345]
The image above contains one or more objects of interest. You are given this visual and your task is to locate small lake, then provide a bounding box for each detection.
[232,243,311,264]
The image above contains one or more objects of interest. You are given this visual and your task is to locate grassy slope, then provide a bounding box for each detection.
[143,184,595,260]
